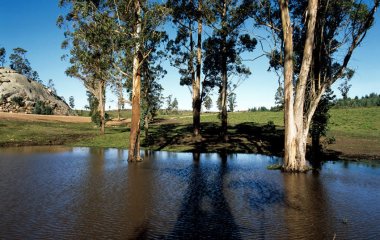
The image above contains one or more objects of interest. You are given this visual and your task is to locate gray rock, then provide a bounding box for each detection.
[0,67,71,115]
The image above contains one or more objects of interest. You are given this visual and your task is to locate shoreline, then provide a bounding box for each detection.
[1,109,379,162]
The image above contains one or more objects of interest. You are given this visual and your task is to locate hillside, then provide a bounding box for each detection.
[0,67,71,115]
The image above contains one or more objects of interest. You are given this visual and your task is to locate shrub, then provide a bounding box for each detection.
[11,96,24,106]
[33,101,53,115]
[91,111,110,126]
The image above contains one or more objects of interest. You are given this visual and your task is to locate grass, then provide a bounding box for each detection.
[0,119,97,147]
[1,107,379,160]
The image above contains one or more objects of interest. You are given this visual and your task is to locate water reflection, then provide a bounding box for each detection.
[166,152,241,239]
[282,172,334,239]
[0,147,379,239]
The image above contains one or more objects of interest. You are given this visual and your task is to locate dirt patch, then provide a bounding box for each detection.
[0,112,91,123]
[106,118,131,126]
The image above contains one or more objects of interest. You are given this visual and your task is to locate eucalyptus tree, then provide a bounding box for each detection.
[255,0,380,171]
[123,31,167,140]
[203,0,257,141]
[167,0,210,136]
[58,0,115,135]
[110,0,168,161]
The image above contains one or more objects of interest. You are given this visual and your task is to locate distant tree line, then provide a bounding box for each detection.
[334,93,380,108]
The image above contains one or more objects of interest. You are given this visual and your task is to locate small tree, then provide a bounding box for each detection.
[0,47,6,67]
[338,69,354,100]
[166,94,173,112]
[228,92,237,112]
[47,79,57,95]
[31,71,42,83]
[9,47,32,78]
[69,96,75,109]
[274,79,284,111]
[203,95,212,111]
[171,98,179,113]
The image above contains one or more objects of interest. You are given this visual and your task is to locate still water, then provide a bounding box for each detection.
[0,146,379,239]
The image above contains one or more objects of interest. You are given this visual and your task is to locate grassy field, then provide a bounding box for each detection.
[1,107,379,160]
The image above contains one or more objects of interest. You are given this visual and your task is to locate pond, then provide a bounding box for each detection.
[0,146,379,239]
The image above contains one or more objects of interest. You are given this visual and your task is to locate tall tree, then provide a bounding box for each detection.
[58,0,114,135]
[167,0,209,136]
[260,0,380,171]
[203,0,256,141]
[111,0,168,161]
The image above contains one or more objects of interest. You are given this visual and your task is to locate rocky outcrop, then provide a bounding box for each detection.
[0,67,71,115]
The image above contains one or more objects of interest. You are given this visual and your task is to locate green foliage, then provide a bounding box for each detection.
[69,96,75,109]
[11,96,24,107]
[33,101,53,115]
[9,48,32,77]
[7,47,40,81]
[91,111,110,127]
[310,88,336,150]
[274,80,284,110]
[203,95,213,111]
[0,47,6,66]
[248,106,269,112]
[334,93,380,108]
[228,92,237,112]
[165,95,179,113]
[338,69,354,99]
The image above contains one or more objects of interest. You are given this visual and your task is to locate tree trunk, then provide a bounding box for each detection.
[144,114,149,140]
[279,0,318,172]
[280,0,297,171]
[99,80,106,135]
[220,0,228,142]
[193,0,202,137]
[128,0,142,162]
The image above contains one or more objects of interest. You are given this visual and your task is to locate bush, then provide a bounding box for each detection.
[33,101,53,115]
[91,111,110,126]
[263,120,276,131]
[11,96,24,106]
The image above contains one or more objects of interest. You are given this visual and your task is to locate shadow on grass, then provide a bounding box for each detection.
[142,122,285,157]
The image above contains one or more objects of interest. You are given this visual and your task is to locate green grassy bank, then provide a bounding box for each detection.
[1,107,379,160]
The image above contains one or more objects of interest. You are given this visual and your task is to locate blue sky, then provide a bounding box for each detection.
[1,0,379,111]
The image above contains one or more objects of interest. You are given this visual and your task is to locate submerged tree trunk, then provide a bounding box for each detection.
[128,0,142,162]
[99,80,106,135]
[193,0,202,137]
[279,0,318,172]
[220,0,228,142]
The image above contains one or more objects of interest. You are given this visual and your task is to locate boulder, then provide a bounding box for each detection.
[0,67,71,115]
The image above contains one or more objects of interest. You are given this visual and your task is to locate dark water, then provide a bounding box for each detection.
[0,147,379,239]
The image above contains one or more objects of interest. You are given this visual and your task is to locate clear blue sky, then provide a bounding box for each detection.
[1,0,379,111]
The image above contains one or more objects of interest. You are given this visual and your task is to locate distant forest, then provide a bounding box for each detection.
[249,92,380,112]
[334,93,380,108]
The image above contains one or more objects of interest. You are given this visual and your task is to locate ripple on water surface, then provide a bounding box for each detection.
[0,147,380,239]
